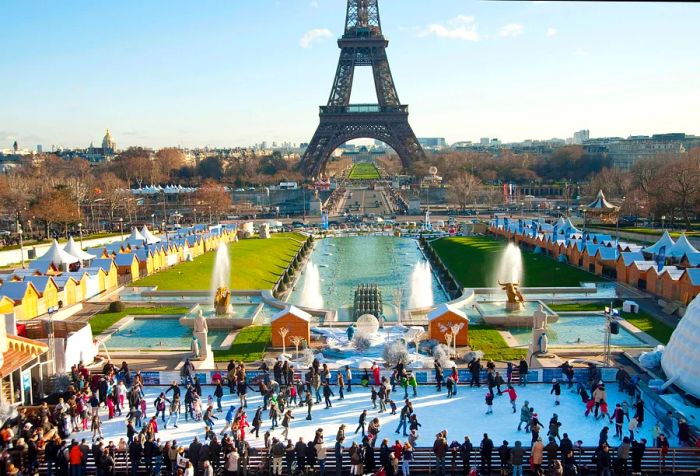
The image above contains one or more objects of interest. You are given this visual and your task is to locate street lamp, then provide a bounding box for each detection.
[118,217,124,241]
[151,214,155,231]
[193,208,197,225]
[661,215,666,231]
[78,223,83,249]
[17,221,25,269]
[162,221,168,244]
[615,197,626,249]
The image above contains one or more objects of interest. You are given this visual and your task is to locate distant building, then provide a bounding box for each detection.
[84,129,117,163]
[36,145,43,153]
[572,129,590,145]
[596,133,700,171]
[480,137,490,145]
[417,137,448,150]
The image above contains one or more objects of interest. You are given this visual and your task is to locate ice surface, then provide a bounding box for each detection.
[82,383,666,448]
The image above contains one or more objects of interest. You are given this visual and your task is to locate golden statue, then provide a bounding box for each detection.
[499,281,525,311]
[214,286,231,315]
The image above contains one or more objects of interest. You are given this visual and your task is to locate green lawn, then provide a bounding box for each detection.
[213,326,271,362]
[431,236,603,288]
[469,325,526,361]
[546,302,674,344]
[348,162,381,180]
[90,306,189,336]
[548,302,609,312]
[133,233,305,290]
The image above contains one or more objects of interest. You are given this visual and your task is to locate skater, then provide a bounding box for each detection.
[435,361,444,392]
[355,409,368,436]
[281,409,294,439]
[446,376,455,398]
[371,387,378,409]
[408,372,418,397]
[395,402,411,437]
[337,372,345,400]
[469,358,481,387]
[611,403,626,439]
[485,391,494,415]
[506,385,518,413]
[346,366,353,392]
[305,390,314,420]
[548,414,562,442]
[518,401,531,432]
[551,380,561,406]
[323,382,334,409]
[252,407,263,438]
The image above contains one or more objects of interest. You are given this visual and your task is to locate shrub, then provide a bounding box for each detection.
[353,333,372,352]
[383,339,410,367]
[432,344,455,368]
[108,301,125,313]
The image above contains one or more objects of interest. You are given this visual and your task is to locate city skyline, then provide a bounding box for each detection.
[1,0,699,150]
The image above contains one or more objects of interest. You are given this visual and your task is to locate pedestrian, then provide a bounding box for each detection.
[498,440,511,476]
[371,386,378,409]
[345,366,353,392]
[433,434,448,476]
[165,395,181,429]
[480,433,494,476]
[90,416,102,441]
[548,414,562,443]
[305,390,314,420]
[531,437,544,476]
[446,376,455,398]
[518,358,529,386]
[337,372,345,400]
[214,381,224,412]
[395,402,410,436]
[460,436,473,475]
[435,361,444,391]
[511,440,525,476]
[611,403,625,439]
[401,442,414,476]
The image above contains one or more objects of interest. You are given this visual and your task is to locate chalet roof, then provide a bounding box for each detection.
[21,276,56,295]
[0,281,38,302]
[620,251,644,266]
[114,253,138,267]
[427,303,469,322]
[271,305,311,323]
[91,258,117,274]
[684,268,700,286]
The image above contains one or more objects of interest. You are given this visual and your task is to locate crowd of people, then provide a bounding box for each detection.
[0,357,693,476]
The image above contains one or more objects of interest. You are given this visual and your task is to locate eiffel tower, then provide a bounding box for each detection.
[299,0,426,177]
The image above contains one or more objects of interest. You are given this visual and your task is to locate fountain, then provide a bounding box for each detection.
[409,261,434,308]
[495,242,525,311]
[212,243,232,315]
[298,260,324,310]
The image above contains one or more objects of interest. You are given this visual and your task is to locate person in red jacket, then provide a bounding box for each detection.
[506,385,518,413]
[69,441,83,476]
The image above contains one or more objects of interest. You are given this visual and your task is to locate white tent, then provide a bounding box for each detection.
[128,227,146,242]
[38,239,80,268]
[63,236,96,261]
[140,225,161,245]
[667,233,699,259]
[586,190,618,210]
[643,231,675,256]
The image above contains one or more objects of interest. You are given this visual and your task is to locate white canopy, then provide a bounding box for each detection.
[63,236,96,261]
[38,239,80,267]
[140,225,161,245]
[667,234,699,259]
[643,231,675,256]
[586,190,618,210]
[128,227,146,242]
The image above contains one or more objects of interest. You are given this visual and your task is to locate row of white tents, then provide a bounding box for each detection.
[37,225,162,269]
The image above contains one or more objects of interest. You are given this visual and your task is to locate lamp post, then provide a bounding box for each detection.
[17,221,25,269]
[151,213,155,231]
[162,221,168,244]
[661,215,666,231]
[47,306,56,374]
[78,222,83,249]
[193,208,197,225]
[208,206,212,225]
[118,217,124,241]
[615,196,625,249]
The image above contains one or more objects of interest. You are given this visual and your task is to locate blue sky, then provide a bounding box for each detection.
[1,0,698,149]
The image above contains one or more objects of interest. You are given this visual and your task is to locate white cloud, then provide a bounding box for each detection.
[546,27,557,37]
[300,28,332,48]
[500,23,524,38]
[417,15,479,41]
